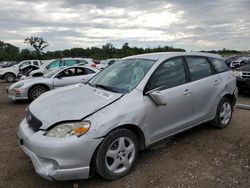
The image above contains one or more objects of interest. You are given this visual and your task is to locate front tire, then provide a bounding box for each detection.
[4,73,16,82]
[28,85,48,101]
[211,98,233,129]
[95,128,139,180]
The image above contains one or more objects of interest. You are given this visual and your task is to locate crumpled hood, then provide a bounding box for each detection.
[29,84,123,129]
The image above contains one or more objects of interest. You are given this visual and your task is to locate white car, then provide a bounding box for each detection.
[96,58,119,69]
[8,65,99,101]
[29,58,95,78]
[230,57,250,69]
[0,60,41,82]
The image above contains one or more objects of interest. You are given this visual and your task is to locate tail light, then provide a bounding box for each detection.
[91,64,96,67]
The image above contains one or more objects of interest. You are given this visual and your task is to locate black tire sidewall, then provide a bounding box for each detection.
[213,98,233,129]
[4,73,16,82]
[28,85,47,101]
[95,128,139,180]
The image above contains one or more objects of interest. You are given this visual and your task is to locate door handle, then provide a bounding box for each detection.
[213,80,220,85]
[183,89,192,95]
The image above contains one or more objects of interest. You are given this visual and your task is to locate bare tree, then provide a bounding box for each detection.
[24,37,49,59]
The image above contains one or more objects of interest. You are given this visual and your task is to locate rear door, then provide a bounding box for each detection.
[184,56,223,123]
[64,60,79,67]
[144,57,194,142]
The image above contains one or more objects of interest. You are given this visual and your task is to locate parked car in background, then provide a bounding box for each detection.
[0,61,18,68]
[17,52,237,181]
[0,60,41,82]
[28,58,94,78]
[233,64,250,93]
[230,57,250,69]
[17,64,40,80]
[8,65,99,101]
[96,58,119,69]
[225,55,240,67]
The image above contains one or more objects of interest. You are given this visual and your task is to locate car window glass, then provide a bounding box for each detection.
[186,57,212,81]
[79,60,87,65]
[75,68,85,75]
[209,58,229,73]
[146,58,186,91]
[64,60,78,66]
[84,68,95,74]
[108,60,115,65]
[19,61,31,69]
[33,61,39,66]
[89,59,154,93]
[60,68,76,77]
[47,60,61,69]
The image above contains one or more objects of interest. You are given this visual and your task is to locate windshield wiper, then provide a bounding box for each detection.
[95,84,125,93]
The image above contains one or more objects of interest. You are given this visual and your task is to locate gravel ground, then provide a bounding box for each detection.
[0,81,250,188]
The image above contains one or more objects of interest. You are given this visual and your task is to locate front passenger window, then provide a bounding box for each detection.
[60,68,76,77]
[146,58,186,91]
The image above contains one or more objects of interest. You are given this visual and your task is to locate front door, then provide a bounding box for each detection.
[144,57,194,142]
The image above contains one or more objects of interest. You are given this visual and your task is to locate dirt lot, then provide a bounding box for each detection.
[0,81,250,188]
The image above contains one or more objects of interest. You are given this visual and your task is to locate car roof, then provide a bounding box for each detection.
[123,52,222,61]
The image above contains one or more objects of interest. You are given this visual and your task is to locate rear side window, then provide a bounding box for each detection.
[79,60,87,65]
[33,61,39,66]
[185,57,212,81]
[64,60,78,66]
[84,68,95,74]
[146,57,186,91]
[209,58,229,73]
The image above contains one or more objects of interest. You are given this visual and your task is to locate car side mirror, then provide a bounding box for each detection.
[147,90,167,106]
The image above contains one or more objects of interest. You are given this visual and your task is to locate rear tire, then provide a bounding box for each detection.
[4,73,16,82]
[95,128,139,180]
[28,85,48,101]
[211,98,233,129]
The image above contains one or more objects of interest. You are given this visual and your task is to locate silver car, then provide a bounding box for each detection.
[17,52,237,181]
[8,66,99,101]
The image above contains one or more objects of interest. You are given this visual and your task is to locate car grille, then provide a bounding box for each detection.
[241,72,250,79]
[26,109,42,132]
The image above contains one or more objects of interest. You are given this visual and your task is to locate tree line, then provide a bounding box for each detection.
[0,37,248,62]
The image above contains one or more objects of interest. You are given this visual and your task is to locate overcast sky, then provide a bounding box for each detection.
[0,0,249,51]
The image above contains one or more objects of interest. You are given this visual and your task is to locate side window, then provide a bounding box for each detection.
[84,68,95,74]
[47,60,61,69]
[185,57,212,81]
[108,60,115,65]
[19,61,31,69]
[60,68,76,77]
[33,61,39,66]
[146,58,186,91]
[64,60,78,66]
[209,58,229,73]
[75,68,86,75]
[79,60,87,65]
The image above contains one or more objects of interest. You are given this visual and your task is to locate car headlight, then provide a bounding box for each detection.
[46,121,91,138]
[14,82,24,88]
[232,71,241,78]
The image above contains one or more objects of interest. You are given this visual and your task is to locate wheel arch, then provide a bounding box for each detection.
[222,93,236,108]
[89,124,146,178]
[28,84,51,97]
[3,72,16,78]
